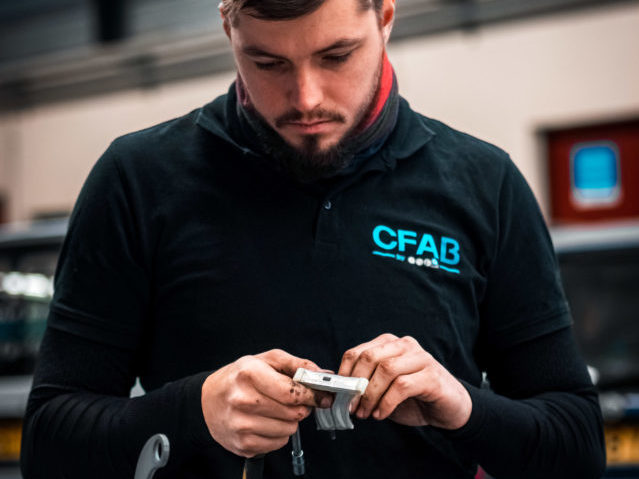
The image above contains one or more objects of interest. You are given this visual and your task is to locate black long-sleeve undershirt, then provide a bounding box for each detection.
[443,325,606,478]
[21,325,605,478]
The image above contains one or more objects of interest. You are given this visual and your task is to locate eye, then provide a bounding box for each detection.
[255,61,285,71]
[323,52,352,65]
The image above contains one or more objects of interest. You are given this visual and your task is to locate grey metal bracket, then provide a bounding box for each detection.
[134,433,170,479]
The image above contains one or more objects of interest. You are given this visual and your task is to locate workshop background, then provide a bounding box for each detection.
[0,0,638,477]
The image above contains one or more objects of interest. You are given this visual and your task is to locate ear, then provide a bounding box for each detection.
[381,0,395,44]
[218,2,231,39]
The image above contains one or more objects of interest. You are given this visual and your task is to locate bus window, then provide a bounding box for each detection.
[0,245,61,376]
[559,247,639,388]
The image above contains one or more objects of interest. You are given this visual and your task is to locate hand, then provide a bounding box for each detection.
[201,349,331,457]
[338,334,472,430]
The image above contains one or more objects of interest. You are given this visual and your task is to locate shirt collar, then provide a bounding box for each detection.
[378,97,436,170]
[195,86,436,171]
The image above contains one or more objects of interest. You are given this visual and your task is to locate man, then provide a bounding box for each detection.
[21,0,605,477]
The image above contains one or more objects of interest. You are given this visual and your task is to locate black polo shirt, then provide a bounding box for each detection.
[43,88,572,478]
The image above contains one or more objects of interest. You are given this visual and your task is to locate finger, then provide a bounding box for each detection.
[236,392,313,422]
[338,333,398,377]
[372,371,426,420]
[232,412,300,439]
[241,356,327,408]
[257,349,335,407]
[257,349,322,377]
[356,351,428,419]
[341,334,405,412]
[256,349,334,406]
[348,339,408,414]
[350,336,416,380]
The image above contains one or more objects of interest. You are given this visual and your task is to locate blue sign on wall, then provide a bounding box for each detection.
[570,142,620,206]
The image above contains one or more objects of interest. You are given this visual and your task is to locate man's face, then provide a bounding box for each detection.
[226,0,392,156]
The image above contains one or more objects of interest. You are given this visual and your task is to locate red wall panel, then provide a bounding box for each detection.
[547,119,639,224]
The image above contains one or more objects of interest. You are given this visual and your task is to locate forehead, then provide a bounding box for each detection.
[231,0,378,57]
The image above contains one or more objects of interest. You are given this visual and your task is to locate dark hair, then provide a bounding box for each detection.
[221,0,384,26]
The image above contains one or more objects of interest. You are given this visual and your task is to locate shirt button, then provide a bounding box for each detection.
[323,200,332,210]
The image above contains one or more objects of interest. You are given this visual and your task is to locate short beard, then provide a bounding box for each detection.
[247,57,383,183]
[256,127,354,183]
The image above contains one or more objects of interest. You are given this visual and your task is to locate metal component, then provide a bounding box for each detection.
[291,429,305,476]
[315,392,358,430]
[134,434,170,479]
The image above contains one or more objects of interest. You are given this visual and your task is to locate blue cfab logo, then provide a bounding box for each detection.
[371,225,461,274]
[571,142,620,206]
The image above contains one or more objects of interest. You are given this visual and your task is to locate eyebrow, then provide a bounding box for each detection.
[242,38,364,60]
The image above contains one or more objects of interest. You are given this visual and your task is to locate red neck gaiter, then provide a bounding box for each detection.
[357,51,394,132]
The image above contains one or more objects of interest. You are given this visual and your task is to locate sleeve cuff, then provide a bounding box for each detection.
[438,380,490,443]
[184,371,219,450]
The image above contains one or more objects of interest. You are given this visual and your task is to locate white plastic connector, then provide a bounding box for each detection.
[293,368,368,431]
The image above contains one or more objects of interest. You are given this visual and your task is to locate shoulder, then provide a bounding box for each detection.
[421,115,511,175]
[424,116,507,159]
[393,99,513,182]
[97,99,234,189]
[77,107,214,212]
[107,108,203,161]
[108,91,230,161]
[398,106,515,196]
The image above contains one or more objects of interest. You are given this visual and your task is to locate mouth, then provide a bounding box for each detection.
[283,120,336,135]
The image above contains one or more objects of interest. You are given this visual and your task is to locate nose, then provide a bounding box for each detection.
[289,66,323,114]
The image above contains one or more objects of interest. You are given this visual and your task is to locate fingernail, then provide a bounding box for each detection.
[320,396,331,408]
[373,409,380,419]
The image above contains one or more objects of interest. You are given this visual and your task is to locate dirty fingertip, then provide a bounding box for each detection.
[314,391,334,409]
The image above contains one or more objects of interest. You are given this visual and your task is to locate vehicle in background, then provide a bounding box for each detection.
[552,221,639,478]
[0,219,66,476]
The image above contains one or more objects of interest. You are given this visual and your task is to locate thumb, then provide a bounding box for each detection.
[256,349,334,408]
[256,349,323,377]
